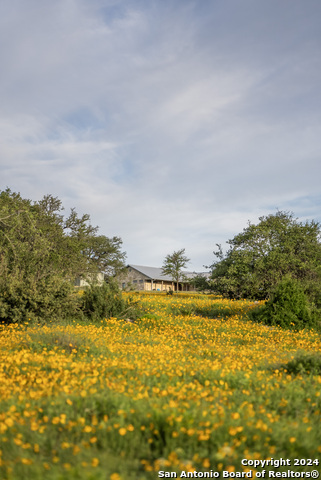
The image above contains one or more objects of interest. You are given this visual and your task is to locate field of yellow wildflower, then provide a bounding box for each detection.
[0,293,320,479]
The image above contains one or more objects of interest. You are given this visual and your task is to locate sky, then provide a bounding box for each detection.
[1,0,321,271]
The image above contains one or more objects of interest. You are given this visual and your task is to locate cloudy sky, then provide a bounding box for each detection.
[1,0,321,271]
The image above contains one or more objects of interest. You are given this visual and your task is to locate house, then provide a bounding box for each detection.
[118,264,209,292]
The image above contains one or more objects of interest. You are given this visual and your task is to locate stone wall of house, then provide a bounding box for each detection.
[119,267,147,291]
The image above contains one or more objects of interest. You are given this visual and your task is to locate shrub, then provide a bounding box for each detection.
[0,274,80,324]
[80,280,140,322]
[249,277,317,331]
[279,352,321,375]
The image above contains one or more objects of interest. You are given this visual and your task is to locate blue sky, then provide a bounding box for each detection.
[1,0,321,271]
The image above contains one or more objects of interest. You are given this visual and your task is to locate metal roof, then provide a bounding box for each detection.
[128,264,209,282]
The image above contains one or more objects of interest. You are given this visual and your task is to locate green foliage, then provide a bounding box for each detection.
[161,248,190,291]
[249,277,318,331]
[190,274,212,292]
[211,211,321,300]
[0,275,79,324]
[279,351,321,375]
[84,234,127,279]
[0,188,126,323]
[303,278,321,310]
[80,281,140,322]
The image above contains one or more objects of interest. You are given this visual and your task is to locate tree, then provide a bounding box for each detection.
[210,211,321,300]
[190,274,211,292]
[37,194,127,279]
[161,248,190,291]
[84,235,126,279]
[0,189,126,323]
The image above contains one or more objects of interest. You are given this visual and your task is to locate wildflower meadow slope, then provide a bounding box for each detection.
[0,293,320,479]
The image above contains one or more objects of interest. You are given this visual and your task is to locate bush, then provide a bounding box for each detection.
[279,352,321,375]
[249,277,317,331]
[0,275,80,324]
[80,280,140,322]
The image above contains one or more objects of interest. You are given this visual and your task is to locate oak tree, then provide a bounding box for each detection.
[210,211,321,301]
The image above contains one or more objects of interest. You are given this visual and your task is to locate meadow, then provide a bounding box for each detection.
[0,293,320,479]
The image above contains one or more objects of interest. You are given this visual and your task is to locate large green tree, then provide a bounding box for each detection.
[210,211,321,300]
[0,189,126,322]
[85,235,126,279]
[161,248,190,291]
